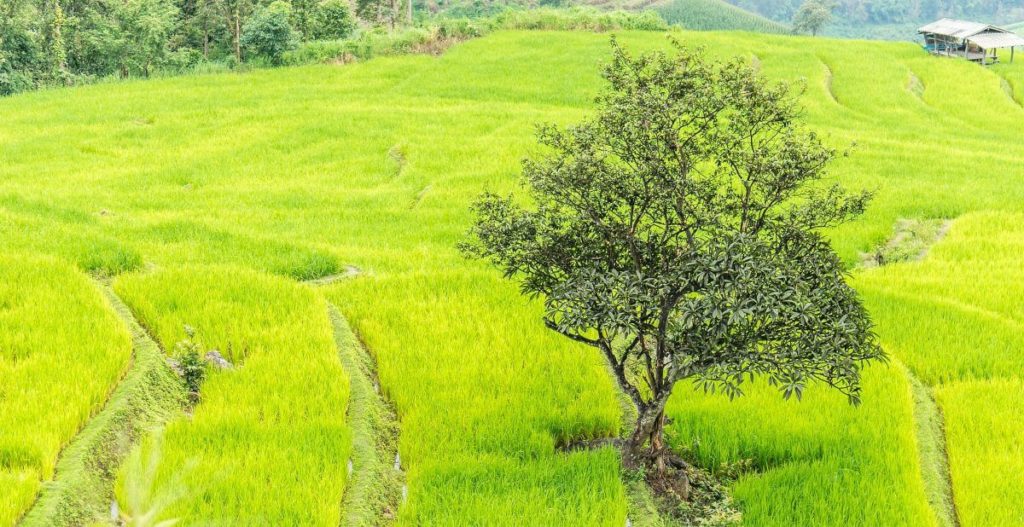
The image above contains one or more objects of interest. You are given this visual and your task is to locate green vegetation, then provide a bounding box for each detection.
[0,257,131,525]
[1,25,1024,527]
[327,306,403,525]
[856,211,1024,526]
[860,218,950,268]
[21,283,185,527]
[907,370,957,527]
[112,268,351,524]
[462,39,884,494]
[656,0,789,32]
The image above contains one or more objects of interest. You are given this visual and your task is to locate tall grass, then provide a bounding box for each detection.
[0,256,131,525]
[0,29,1023,525]
[112,267,351,524]
[855,212,1024,526]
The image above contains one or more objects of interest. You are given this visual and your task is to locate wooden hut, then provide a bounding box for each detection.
[918,18,1024,65]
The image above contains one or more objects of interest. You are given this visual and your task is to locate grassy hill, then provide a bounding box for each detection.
[655,0,790,32]
[1,29,1023,526]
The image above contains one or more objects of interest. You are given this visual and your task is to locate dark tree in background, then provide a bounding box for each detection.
[462,40,886,487]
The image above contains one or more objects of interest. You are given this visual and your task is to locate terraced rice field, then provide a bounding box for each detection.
[0,28,1022,526]
[655,0,789,33]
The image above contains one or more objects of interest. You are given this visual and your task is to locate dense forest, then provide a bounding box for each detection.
[729,0,1024,25]
[0,0,405,95]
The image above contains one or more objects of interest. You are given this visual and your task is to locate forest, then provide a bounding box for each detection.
[0,0,389,95]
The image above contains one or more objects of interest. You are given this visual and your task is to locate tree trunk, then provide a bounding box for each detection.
[234,7,241,63]
[626,393,689,500]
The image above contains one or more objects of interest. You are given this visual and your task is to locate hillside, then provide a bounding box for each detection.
[655,0,789,32]
[1,30,1023,526]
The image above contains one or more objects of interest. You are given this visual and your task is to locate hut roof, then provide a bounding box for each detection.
[967,31,1024,50]
[918,18,999,39]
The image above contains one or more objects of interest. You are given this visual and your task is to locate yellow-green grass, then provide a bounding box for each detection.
[112,267,351,524]
[936,380,1024,527]
[1,29,1024,525]
[855,212,1024,526]
[665,366,934,526]
[0,256,131,525]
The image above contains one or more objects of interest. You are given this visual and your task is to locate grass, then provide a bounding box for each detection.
[655,0,790,33]
[0,256,131,526]
[906,369,957,527]
[327,305,403,525]
[112,267,351,525]
[855,211,1024,526]
[19,283,185,526]
[1,28,1024,526]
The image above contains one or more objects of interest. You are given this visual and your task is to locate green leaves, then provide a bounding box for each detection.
[463,41,885,428]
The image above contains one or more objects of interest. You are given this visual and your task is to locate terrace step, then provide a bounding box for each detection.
[19,281,186,527]
[328,305,404,525]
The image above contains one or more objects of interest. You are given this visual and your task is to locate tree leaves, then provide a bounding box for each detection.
[461,40,886,422]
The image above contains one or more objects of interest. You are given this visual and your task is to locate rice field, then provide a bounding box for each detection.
[0,257,130,525]
[655,0,790,33]
[112,267,351,524]
[0,28,1023,526]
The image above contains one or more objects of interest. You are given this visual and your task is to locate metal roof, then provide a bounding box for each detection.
[918,18,1000,39]
[967,31,1024,49]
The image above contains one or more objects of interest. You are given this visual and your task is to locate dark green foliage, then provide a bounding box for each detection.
[173,325,207,402]
[462,41,886,468]
[313,0,357,40]
[240,1,299,65]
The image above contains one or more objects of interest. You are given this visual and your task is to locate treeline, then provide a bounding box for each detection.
[729,0,1024,25]
[0,0,408,95]
[0,2,668,96]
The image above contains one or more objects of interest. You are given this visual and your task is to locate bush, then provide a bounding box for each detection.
[173,325,207,403]
[241,1,299,65]
[313,0,357,40]
[0,70,36,96]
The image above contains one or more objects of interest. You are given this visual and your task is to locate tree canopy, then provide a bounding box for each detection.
[462,40,886,482]
[794,0,835,36]
[0,0,374,95]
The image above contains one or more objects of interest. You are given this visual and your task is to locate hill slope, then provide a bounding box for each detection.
[0,30,1023,526]
[655,0,790,32]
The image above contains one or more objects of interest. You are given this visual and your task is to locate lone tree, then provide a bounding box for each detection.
[461,41,885,484]
[793,0,835,36]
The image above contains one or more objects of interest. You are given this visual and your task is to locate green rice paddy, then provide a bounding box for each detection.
[0,28,1022,526]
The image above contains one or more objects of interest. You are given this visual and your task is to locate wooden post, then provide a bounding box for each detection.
[1013,46,1016,63]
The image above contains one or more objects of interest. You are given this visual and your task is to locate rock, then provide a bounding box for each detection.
[205,350,233,370]
[166,357,183,376]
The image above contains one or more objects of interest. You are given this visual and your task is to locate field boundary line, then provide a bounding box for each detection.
[328,304,404,525]
[904,364,961,527]
[19,279,185,527]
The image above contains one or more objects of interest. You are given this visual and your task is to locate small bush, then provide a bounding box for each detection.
[173,326,207,403]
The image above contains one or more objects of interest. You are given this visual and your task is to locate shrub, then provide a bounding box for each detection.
[241,1,299,65]
[173,326,207,403]
[313,0,357,40]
